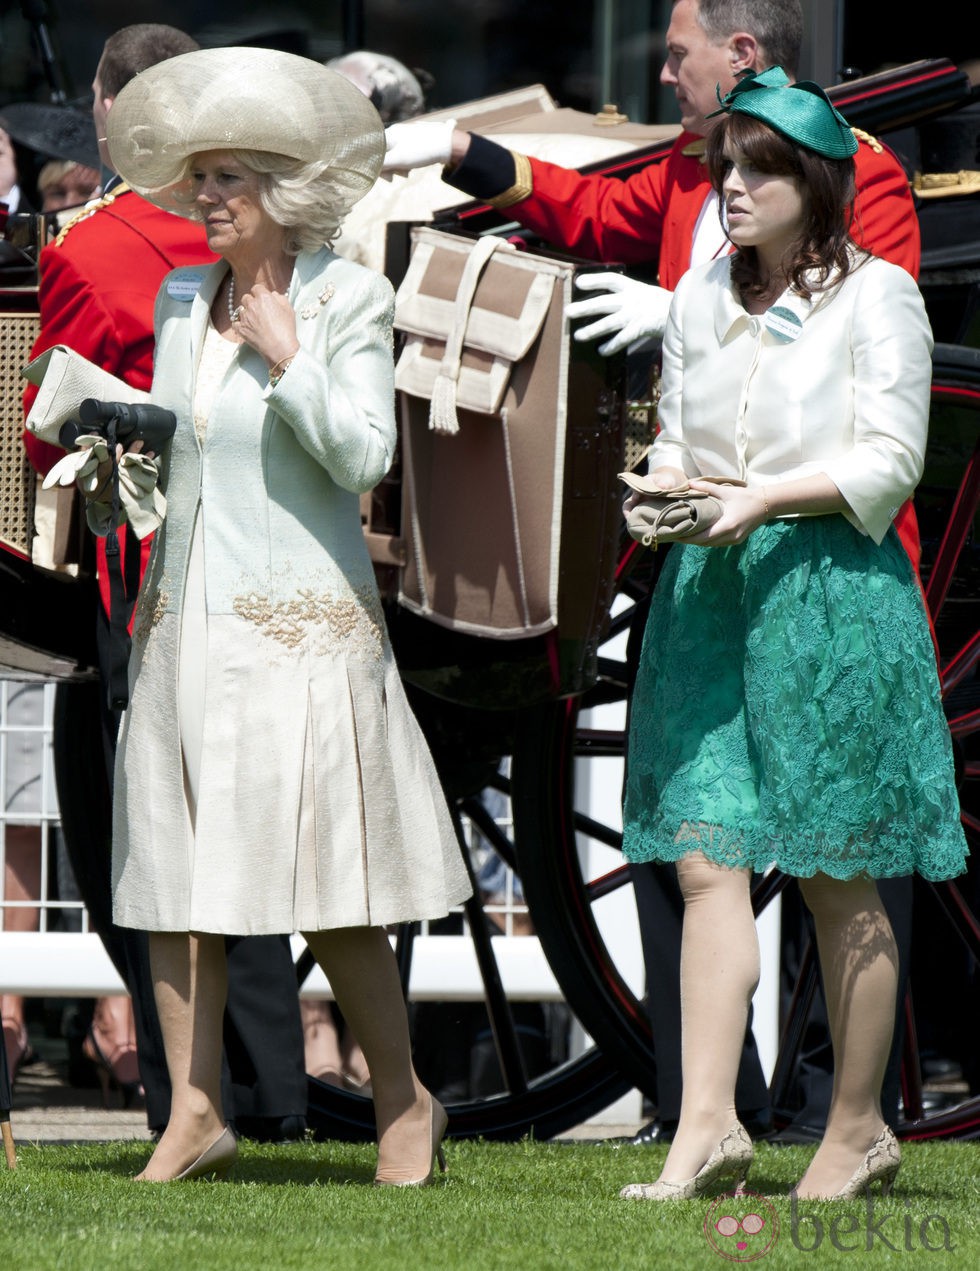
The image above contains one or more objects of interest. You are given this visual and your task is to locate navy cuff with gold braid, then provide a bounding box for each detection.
[444,133,532,207]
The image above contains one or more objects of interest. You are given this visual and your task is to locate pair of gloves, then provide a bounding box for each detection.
[43,437,165,539]
[382,119,673,356]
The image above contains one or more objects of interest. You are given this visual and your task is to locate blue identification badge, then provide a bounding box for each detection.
[765,304,803,343]
[166,269,208,301]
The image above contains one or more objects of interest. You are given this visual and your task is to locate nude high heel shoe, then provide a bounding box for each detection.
[619,1122,754,1201]
[137,1127,238,1183]
[799,1126,901,1201]
[374,1096,448,1187]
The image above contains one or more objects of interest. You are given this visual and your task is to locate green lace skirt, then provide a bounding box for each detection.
[622,517,969,881]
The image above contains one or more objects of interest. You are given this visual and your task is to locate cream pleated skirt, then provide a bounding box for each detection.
[160,514,471,935]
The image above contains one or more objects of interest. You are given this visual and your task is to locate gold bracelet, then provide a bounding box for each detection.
[268,356,293,387]
[762,487,771,519]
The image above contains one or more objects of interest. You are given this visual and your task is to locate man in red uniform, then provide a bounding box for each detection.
[23,23,308,1143]
[386,0,921,1145]
[386,0,921,569]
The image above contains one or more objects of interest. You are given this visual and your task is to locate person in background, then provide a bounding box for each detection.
[0,127,27,212]
[618,70,966,1202]
[2,684,44,1084]
[327,49,429,123]
[23,22,309,1143]
[37,158,101,213]
[382,0,923,1147]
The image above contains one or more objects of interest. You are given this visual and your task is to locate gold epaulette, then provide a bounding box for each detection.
[851,127,883,154]
[487,152,534,210]
[54,181,132,247]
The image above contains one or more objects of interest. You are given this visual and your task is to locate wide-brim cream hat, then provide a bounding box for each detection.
[105,46,385,219]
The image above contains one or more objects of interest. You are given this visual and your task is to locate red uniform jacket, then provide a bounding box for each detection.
[23,185,216,620]
[506,130,923,564]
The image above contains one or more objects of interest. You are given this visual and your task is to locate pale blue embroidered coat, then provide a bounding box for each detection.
[112,249,470,934]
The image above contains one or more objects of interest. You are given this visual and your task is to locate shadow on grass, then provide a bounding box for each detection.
[47,1141,380,1188]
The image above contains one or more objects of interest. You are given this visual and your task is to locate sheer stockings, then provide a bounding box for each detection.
[137,931,228,1182]
[138,925,437,1184]
[794,874,898,1198]
[651,854,897,1199]
[302,927,436,1184]
[659,852,759,1182]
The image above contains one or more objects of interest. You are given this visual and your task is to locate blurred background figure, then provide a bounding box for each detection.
[0,127,27,211]
[1,683,44,1084]
[36,158,101,213]
[327,49,429,123]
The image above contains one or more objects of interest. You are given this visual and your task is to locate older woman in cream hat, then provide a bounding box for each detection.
[96,46,470,1185]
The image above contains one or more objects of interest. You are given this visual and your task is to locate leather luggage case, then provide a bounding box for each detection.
[393,226,625,699]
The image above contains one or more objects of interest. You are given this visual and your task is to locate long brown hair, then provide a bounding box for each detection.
[706,112,859,300]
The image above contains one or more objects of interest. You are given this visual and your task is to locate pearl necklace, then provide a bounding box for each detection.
[227,275,242,323]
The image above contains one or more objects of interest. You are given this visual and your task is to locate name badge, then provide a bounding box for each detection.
[167,270,208,301]
[765,305,803,343]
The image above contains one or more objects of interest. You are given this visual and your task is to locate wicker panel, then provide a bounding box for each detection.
[0,311,39,559]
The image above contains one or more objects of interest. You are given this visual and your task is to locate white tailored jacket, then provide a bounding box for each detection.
[650,252,934,544]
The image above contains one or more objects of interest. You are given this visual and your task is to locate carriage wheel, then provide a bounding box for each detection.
[303,687,634,1142]
[52,678,632,1145]
[507,343,980,1140]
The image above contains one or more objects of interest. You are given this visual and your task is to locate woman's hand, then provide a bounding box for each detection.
[622,465,688,515]
[232,284,300,370]
[686,481,769,547]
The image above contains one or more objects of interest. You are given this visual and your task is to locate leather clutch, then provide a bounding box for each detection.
[619,471,747,549]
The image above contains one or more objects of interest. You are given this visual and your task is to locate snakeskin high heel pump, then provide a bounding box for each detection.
[620,1122,754,1201]
[796,1126,901,1201]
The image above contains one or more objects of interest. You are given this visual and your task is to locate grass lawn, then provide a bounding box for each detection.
[1,1135,978,1270]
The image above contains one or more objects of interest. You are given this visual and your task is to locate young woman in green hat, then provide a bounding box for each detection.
[618,68,968,1202]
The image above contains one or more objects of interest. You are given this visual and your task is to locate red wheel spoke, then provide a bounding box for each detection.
[941,629,980,697]
[947,707,980,739]
[584,865,631,902]
[924,440,980,621]
[959,808,980,838]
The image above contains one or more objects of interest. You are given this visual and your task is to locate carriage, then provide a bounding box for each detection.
[2,57,979,1143]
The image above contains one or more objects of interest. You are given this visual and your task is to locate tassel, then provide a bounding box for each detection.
[429,366,461,434]
[426,234,510,437]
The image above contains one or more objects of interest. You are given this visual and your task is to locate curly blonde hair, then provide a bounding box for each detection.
[173,149,361,253]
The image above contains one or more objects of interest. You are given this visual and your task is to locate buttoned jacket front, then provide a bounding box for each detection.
[650,253,934,544]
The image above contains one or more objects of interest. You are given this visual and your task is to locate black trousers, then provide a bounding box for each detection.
[52,606,307,1135]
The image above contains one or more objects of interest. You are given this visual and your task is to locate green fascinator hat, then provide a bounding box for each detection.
[707,66,858,159]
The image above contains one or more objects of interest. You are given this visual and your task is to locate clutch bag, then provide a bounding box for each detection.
[619,471,747,549]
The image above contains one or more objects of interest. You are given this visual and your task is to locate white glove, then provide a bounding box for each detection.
[566,273,673,356]
[116,451,166,538]
[41,434,110,495]
[382,119,457,172]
